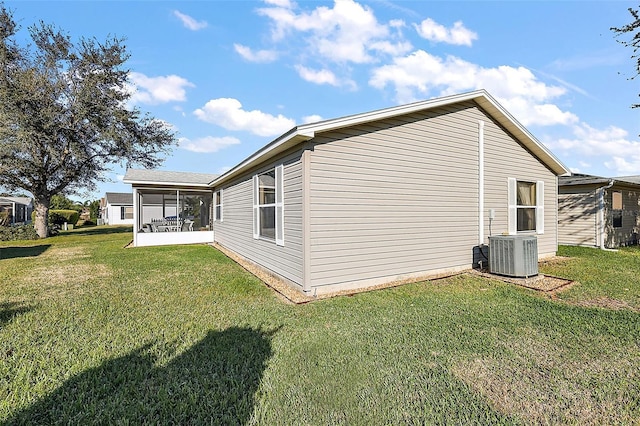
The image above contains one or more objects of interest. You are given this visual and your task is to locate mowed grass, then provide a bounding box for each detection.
[1,227,639,425]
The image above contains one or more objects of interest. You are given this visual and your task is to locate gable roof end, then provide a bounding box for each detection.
[211,90,570,187]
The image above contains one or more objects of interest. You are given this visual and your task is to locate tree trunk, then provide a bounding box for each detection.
[33,197,50,238]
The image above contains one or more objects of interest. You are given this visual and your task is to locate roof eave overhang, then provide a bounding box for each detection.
[211,89,570,187]
[210,130,314,186]
[473,93,570,176]
[123,180,213,188]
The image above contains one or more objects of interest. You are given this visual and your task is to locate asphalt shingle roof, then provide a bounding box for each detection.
[105,192,133,205]
[123,169,219,186]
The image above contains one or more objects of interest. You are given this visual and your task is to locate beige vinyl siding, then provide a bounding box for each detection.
[605,188,640,247]
[214,149,304,288]
[558,189,598,247]
[308,102,481,289]
[482,111,558,257]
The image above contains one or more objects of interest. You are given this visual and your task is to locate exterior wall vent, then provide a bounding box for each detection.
[489,235,538,278]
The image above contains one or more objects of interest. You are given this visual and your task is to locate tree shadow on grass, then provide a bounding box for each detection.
[0,302,33,328]
[5,327,277,425]
[0,245,50,260]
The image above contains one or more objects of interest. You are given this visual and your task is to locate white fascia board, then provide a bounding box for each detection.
[123,179,211,187]
[299,90,488,134]
[474,93,570,176]
[210,129,314,187]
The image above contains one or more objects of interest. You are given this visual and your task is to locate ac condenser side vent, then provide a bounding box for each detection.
[489,235,538,278]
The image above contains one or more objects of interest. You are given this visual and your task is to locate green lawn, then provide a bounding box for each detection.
[1,227,638,425]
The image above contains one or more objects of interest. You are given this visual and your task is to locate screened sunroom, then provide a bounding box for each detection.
[123,169,218,247]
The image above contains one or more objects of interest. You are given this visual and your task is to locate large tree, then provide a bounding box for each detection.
[0,6,176,237]
[612,6,640,108]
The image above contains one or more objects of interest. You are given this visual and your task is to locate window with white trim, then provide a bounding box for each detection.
[214,189,223,222]
[508,178,544,235]
[253,165,284,245]
[121,206,133,220]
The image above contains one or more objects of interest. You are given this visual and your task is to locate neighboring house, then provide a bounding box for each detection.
[101,192,134,225]
[125,90,570,296]
[558,174,640,248]
[0,197,33,225]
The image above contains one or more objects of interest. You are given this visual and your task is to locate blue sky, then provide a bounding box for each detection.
[6,0,640,201]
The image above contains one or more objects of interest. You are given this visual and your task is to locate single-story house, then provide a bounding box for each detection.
[100,192,135,226]
[125,89,570,296]
[0,196,33,225]
[558,174,640,248]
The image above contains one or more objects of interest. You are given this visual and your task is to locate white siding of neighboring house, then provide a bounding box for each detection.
[106,203,134,225]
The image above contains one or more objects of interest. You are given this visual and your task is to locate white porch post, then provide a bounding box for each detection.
[132,187,139,247]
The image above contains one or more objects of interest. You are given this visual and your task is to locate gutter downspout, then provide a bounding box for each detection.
[478,120,485,246]
[597,180,614,250]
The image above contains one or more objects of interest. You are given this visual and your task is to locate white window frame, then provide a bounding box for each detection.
[253,164,284,246]
[214,189,223,222]
[508,178,544,235]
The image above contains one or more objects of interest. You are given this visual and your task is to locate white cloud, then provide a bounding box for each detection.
[116,175,124,181]
[605,156,640,175]
[302,114,323,123]
[295,65,339,86]
[179,136,241,153]
[549,123,638,157]
[264,0,294,7]
[173,10,208,31]
[414,18,477,46]
[193,98,296,137]
[369,50,577,126]
[218,165,233,174]
[128,72,195,105]
[234,44,279,63]
[257,0,411,63]
[544,122,640,175]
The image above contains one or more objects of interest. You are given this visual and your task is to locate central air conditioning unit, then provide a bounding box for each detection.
[489,235,538,278]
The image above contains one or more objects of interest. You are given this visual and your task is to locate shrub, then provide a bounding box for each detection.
[49,209,79,226]
[31,209,79,226]
[0,224,39,241]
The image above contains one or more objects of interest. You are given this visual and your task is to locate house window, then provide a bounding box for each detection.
[517,181,536,232]
[253,164,284,246]
[121,206,133,220]
[508,178,544,235]
[612,191,623,228]
[214,190,223,222]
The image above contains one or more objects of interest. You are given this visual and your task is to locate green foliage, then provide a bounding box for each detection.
[0,233,639,424]
[49,194,74,210]
[48,209,79,226]
[0,224,39,240]
[0,5,176,238]
[87,200,100,220]
[612,6,640,108]
[31,209,79,226]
